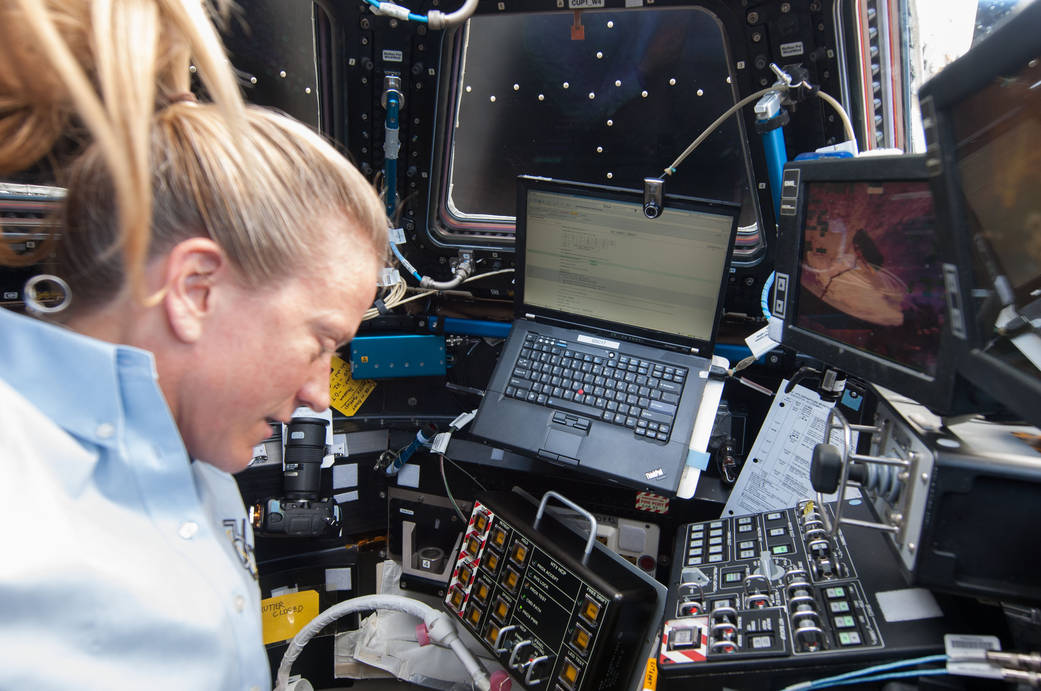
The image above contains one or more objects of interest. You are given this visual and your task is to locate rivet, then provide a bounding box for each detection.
[538,93,545,101]
[490,95,496,102]
[641,90,648,98]
[562,81,570,89]
[615,80,622,87]
[513,83,520,91]
[279,70,287,78]
[606,172,613,179]
[250,76,257,84]
[606,20,614,28]
[606,119,614,126]
[465,85,472,93]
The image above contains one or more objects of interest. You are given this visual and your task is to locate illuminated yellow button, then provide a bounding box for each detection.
[571,626,591,652]
[466,536,481,557]
[512,542,528,565]
[458,564,473,585]
[582,598,601,624]
[503,568,519,591]
[467,606,482,626]
[449,588,464,609]
[495,599,509,620]
[485,624,501,646]
[491,528,507,549]
[475,513,489,532]
[562,661,580,686]
[485,552,500,572]
[474,581,491,604]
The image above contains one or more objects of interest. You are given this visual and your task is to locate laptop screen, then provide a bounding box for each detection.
[520,183,736,344]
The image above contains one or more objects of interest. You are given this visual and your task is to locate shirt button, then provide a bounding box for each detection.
[234,595,246,612]
[96,422,115,439]
[178,521,199,539]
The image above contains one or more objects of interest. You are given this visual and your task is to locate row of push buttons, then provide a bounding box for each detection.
[687,521,727,565]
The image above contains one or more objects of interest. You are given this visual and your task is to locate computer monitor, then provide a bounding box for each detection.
[919,0,1041,427]
[773,155,970,414]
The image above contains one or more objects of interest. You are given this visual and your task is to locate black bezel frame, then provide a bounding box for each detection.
[918,0,1041,427]
[774,155,965,414]
[514,175,739,356]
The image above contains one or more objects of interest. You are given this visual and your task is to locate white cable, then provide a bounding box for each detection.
[663,84,858,178]
[273,594,490,691]
[816,89,858,147]
[663,87,777,176]
[362,267,515,320]
[426,0,479,29]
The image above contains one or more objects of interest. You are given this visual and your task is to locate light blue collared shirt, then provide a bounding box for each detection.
[0,306,270,691]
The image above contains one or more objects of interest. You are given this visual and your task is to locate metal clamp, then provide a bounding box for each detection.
[535,491,598,564]
[494,625,517,653]
[524,655,550,685]
[817,407,907,536]
[508,640,532,669]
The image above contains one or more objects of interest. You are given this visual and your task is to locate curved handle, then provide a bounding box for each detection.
[534,491,598,564]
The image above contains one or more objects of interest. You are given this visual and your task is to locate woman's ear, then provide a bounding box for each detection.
[159,237,228,344]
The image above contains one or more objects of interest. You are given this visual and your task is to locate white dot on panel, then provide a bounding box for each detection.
[606,172,614,179]
[250,76,257,84]
[596,146,603,153]
[669,77,677,86]
[513,83,520,91]
[490,95,496,102]
[538,93,545,101]
[727,76,733,84]
[563,82,570,89]
[465,85,472,93]
[615,80,622,87]
[279,70,287,78]
[641,90,648,98]
[607,119,614,126]
[697,88,704,96]
[588,92,595,99]
[596,51,604,59]
[305,87,311,94]
[607,20,614,28]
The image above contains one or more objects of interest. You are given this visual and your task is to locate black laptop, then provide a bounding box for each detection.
[470,176,739,494]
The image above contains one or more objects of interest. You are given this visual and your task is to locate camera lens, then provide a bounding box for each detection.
[283,417,327,498]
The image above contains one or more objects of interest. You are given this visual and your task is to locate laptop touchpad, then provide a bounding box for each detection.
[543,427,584,459]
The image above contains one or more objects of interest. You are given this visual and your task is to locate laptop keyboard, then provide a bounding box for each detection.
[503,333,688,442]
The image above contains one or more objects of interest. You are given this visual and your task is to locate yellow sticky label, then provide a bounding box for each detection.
[329,354,376,417]
[642,657,658,690]
[802,500,815,517]
[261,590,319,645]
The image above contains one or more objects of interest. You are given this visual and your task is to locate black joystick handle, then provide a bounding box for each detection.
[810,443,867,493]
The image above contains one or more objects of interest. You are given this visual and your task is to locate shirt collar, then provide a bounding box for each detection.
[0,308,161,491]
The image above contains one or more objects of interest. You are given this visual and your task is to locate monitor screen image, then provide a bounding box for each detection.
[795,180,946,376]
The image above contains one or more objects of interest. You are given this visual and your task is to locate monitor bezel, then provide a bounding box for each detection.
[514,175,740,356]
[774,155,966,414]
[918,0,1041,426]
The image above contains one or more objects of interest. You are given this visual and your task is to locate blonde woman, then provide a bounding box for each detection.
[0,1,387,688]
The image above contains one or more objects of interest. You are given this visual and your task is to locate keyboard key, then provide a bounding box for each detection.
[659,381,682,394]
[649,400,678,416]
[662,392,680,404]
[625,416,637,428]
[506,386,517,397]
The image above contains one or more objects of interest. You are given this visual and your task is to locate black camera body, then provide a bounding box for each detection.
[252,416,342,538]
[257,497,341,537]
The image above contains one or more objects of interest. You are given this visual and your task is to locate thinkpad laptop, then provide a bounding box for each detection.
[470,176,739,494]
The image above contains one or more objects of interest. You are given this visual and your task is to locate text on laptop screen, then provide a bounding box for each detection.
[522,189,733,341]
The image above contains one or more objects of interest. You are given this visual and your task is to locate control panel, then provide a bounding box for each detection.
[444,492,664,691]
[658,497,949,689]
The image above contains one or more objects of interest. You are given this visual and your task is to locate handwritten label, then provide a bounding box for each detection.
[261,589,319,645]
[329,354,376,417]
